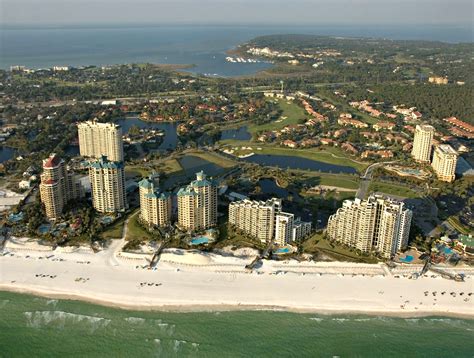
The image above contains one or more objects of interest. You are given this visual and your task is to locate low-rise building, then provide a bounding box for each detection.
[373,121,396,131]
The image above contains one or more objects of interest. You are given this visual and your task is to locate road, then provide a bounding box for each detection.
[356,160,400,199]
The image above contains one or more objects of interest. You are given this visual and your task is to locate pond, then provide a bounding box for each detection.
[0,146,16,163]
[221,126,251,141]
[65,145,80,156]
[116,117,179,151]
[258,178,289,198]
[243,154,357,174]
[179,155,224,177]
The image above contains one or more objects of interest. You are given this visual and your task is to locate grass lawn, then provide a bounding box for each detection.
[368,181,418,199]
[296,171,359,190]
[248,98,309,134]
[258,146,368,172]
[126,211,154,241]
[125,166,150,179]
[186,150,237,169]
[101,218,125,240]
[160,158,184,175]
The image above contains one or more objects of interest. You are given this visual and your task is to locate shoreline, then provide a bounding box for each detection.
[2,241,473,320]
[2,285,473,319]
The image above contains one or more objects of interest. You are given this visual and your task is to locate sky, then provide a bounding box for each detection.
[1,0,472,27]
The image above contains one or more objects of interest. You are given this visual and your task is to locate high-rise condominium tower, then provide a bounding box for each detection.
[228,198,311,245]
[229,198,282,243]
[40,153,83,219]
[411,124,434,162]
[138,176,172,227]
[78,121,124,162]
[88,156,126,213]
[432,144,458,182]
[327,194,412,258]
[177,171,217,231]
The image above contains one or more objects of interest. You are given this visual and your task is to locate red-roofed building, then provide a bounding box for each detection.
[444,117,474,133]
[373,121,396,131]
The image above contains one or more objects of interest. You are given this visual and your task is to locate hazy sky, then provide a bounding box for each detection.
[1,0,472,26]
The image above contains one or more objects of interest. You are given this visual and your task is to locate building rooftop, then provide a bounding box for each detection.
[416,124,435,132]
[88,156,124,170]
[138,177,154,189]
[436,144,458,155]
[43,154,62,169]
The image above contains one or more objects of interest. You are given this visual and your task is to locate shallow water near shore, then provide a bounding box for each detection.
[1,291,472,357]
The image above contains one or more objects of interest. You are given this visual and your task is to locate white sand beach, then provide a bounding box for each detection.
[1,237,473,317]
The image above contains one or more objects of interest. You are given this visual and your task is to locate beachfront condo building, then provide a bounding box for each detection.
[229,198,282,243]
[78,121,124,162]
[177,171,217,231]
[40,153,83,219]
[228,198,311,245]
[293,218,312,242]
[327,194,412,258]
[88,156,127,213]
[411,124,434,162]
[431,144,458,182]
[274,212,295,246]
[138,176,172,227]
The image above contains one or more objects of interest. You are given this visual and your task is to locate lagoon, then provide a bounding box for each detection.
[244,154,357,174]
[220,126,251,141]
[0,146,16,163]
[116,118,179,150]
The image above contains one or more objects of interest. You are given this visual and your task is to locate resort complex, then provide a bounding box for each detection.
[327,194,413,258]
[177,171,218,231]
[78,121,124,162]
[229,198,312,245]
[39,154,84,220]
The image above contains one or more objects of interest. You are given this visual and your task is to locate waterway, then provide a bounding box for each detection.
[244,154,357,174]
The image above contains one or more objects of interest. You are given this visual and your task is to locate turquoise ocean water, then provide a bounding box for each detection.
[0,291,472,357]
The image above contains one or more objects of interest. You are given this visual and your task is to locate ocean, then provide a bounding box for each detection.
[0,291,472,357]
[0,25,472,76]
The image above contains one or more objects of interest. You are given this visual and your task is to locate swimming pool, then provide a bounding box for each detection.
[38,224,52,234]
[101,216,114,225]
[275,247,290,254]
[399,255,414,263]
[8,212,24,222]
[443,247,453,255]
[190,237,210,245]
